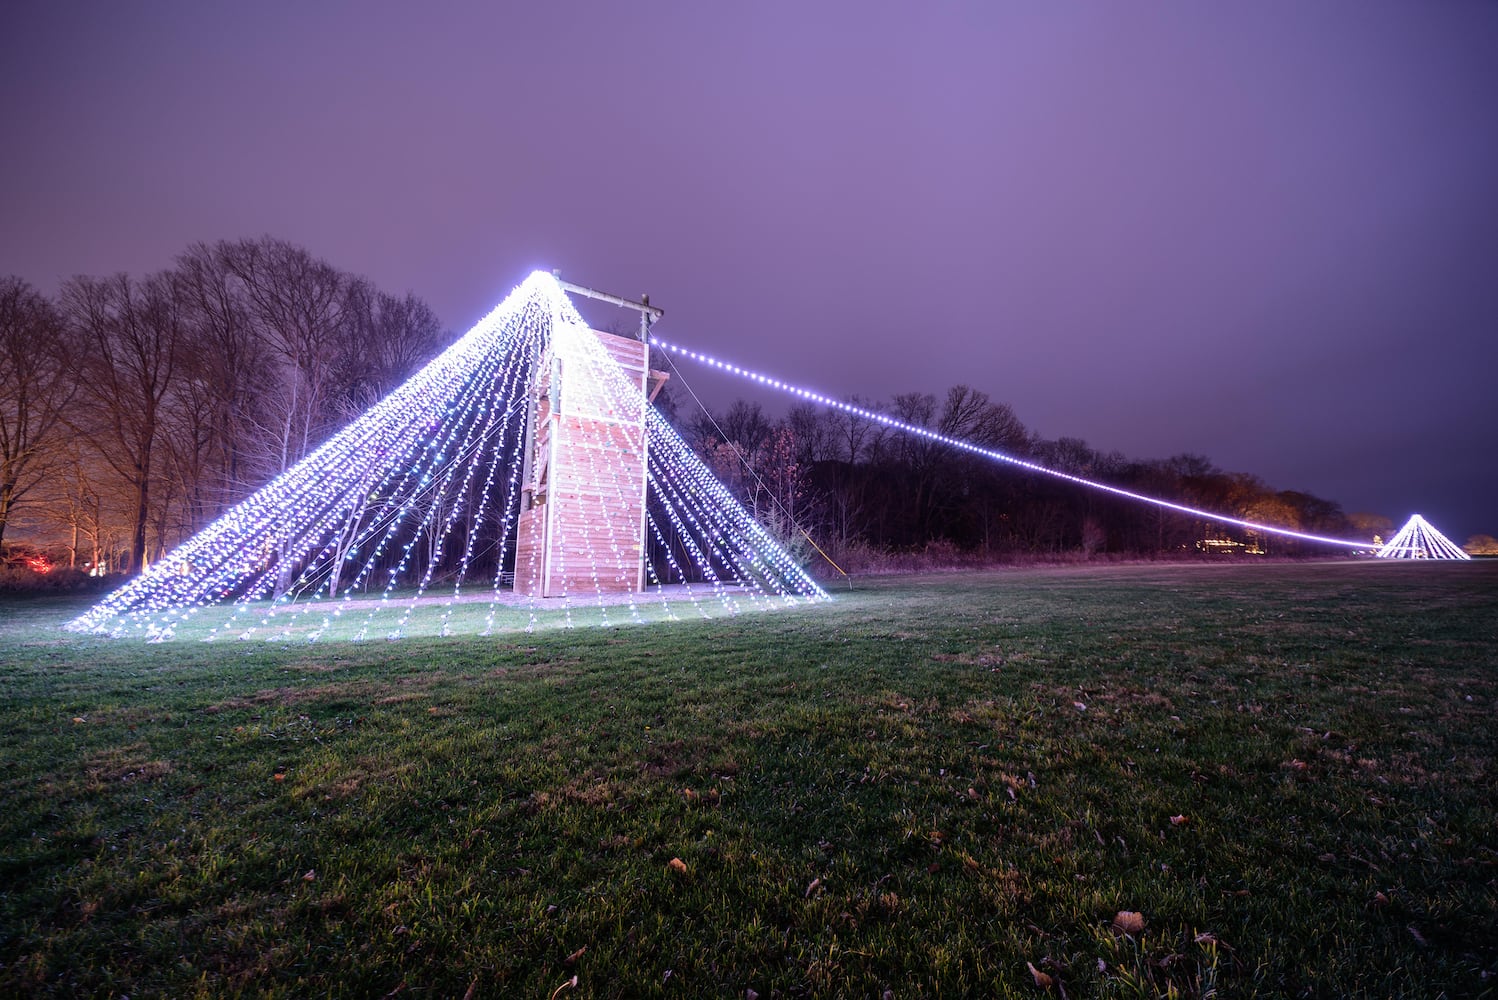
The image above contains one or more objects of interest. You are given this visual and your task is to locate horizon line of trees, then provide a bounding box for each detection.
[1,237,444,575]
[674,385,1404,567]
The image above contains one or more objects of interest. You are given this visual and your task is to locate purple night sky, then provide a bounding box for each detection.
[3,3,1495,541]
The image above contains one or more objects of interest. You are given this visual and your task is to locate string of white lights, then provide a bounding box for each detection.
[649,336,1377,551]
[67,272,826,641]
[1376,514,1470,560]
[72,276,552,639]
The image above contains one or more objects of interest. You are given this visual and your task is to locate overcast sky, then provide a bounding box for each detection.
[3,2,1495,541]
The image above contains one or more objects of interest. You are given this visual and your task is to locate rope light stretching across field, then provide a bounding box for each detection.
[649,337,1371,551]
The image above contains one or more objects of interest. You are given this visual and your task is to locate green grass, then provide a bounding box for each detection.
[2,561,1495,998]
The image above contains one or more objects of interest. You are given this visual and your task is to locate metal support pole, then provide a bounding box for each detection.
[636,307,656,590]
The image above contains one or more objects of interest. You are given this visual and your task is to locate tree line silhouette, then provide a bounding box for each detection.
[673,384,1389,573]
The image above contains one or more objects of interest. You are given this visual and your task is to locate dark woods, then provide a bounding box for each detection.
[2,250,1378,587]
[678,385,1382,575]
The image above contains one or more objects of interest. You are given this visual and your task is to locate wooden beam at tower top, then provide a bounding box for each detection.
[552,273,663,338]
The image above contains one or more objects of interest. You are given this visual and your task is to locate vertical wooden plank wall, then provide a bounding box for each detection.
[513,329,663,598]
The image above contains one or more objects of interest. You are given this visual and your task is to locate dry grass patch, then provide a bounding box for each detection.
[82,744,174,788]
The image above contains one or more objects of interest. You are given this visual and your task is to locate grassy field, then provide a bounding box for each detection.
[1,561,1495,998]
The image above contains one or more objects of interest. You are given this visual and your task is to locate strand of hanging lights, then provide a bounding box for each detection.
[67,273,825,641]
[1375,514,1470,560]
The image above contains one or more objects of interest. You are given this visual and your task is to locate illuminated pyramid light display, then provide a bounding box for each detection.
[66,272,826,641]
[1375,514,1471,560]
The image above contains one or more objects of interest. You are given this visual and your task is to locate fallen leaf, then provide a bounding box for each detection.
[1407,924,1428,947]
[1112,910,1146,935]
[667,857,688,874]
[302,869,316,882]
[1194,931,1218,945]
[563,945,586,965]
[1169,815,1188,826]
[1370,891,1390,909]
[805,877,822,898]
[273,773,286,782]
[1026,961,1053,988]
[1074,702,1087,711]
[746,990,759,1000]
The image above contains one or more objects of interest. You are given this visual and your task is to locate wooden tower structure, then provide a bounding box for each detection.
[512,286,669,598]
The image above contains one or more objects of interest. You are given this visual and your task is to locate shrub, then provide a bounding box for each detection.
[0,566,113,594]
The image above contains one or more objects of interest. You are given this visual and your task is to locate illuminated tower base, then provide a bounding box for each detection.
[513,328,669,597]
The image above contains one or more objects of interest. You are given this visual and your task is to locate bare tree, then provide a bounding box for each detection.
[877,386,1027,546]
[755,424,807,535]
[938,391,1028,554]
[63,272,187,573]
[0,277,75,548]
[334,283,444,418]
[937,385,1026,449]
[821,396,882,548]
[717,400,773,460]
[44,437,115,571]
[173,243,275,515]
[12,237,447,579]
[785,403,833,467]
[212,237,357,477]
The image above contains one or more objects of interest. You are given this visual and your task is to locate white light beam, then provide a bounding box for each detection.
[650,337,1378,552]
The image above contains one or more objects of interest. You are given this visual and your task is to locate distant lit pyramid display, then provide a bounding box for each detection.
[1375,514,1471,560]
[67,272,825,640]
